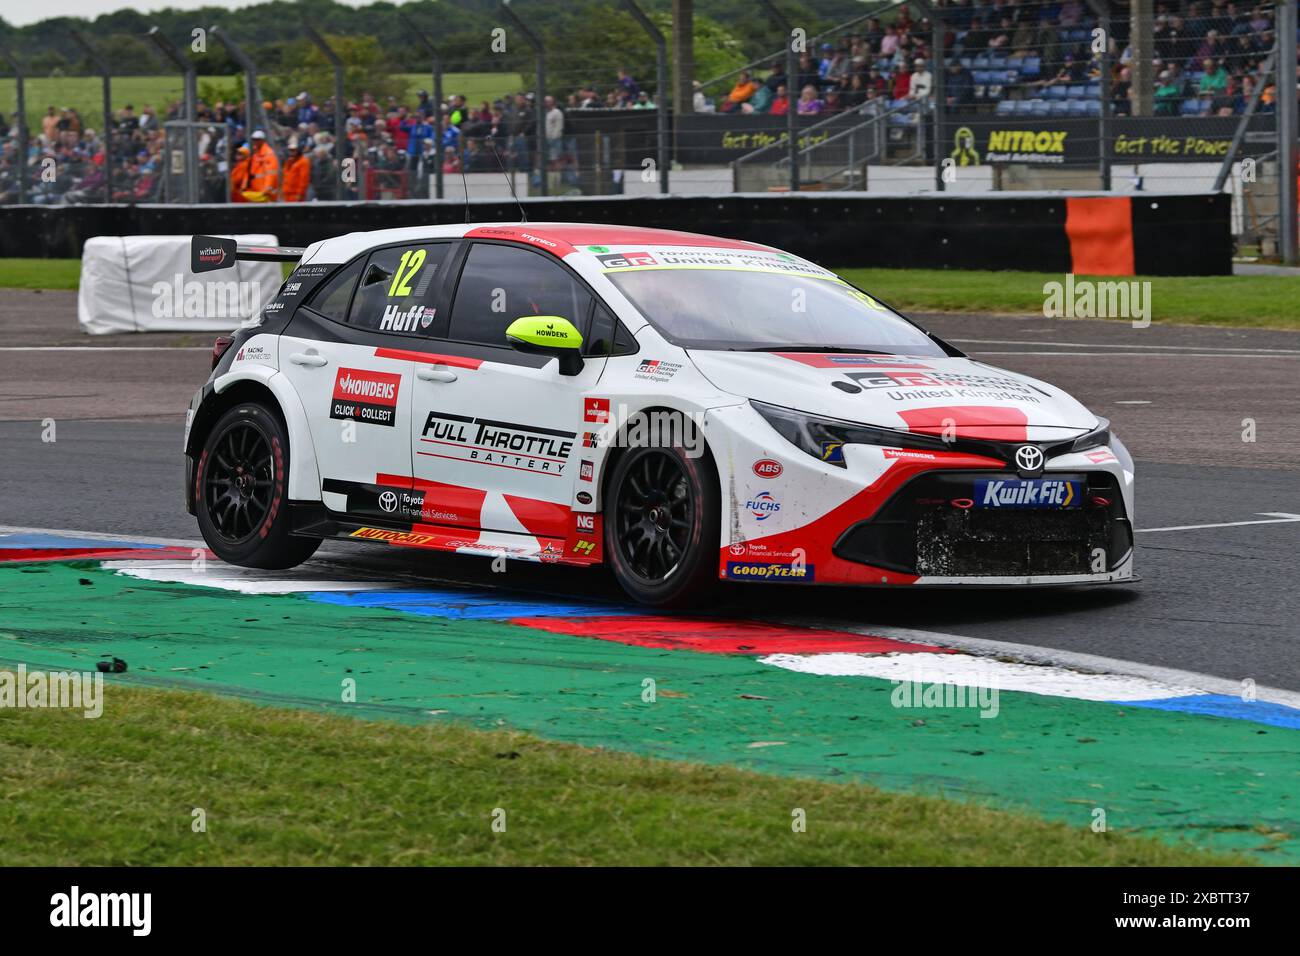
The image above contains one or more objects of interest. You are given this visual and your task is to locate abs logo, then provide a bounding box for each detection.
[752,458,783,479]
[746,491,780,521]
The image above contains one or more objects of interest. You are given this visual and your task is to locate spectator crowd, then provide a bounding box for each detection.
[0,1,1288,204]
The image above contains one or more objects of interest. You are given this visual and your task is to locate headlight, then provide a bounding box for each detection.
[751,400,950,468]
[1070,418,1111,453]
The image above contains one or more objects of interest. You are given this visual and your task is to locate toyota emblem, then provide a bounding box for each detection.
[378,491,398,513]
[1014,445,1045,476]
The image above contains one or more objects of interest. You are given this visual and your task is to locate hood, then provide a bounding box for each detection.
[687,350,1099,440]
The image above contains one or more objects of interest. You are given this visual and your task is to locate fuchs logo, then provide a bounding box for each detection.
[596,251,655,269]
[746,491,779,520]
[753,458,783,478]
[380,304,431,332]
[331,368,401,427]
[575,513,595,532]
[584,398,611,424]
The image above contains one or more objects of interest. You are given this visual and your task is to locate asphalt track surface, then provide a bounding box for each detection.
[2,289,1297,690]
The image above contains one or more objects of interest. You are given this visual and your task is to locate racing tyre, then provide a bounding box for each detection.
[195,402,319,569]
[605,443,720,607]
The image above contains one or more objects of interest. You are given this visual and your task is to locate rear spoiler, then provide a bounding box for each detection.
[191,235,307,273]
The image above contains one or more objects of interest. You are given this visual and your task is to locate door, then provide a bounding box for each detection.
[278,242,455,522]
[408,241,608,547]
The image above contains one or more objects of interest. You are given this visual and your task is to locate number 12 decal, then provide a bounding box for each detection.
[387,248,427,297]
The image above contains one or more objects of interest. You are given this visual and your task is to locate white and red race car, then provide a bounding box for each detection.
[183,223,1134,605]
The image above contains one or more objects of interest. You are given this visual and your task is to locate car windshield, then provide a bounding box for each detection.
[607,267,947,356]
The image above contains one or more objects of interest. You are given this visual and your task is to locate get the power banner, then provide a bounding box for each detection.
[947,115,1274,166]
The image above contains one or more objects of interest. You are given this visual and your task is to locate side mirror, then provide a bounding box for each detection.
[505,315,585,376]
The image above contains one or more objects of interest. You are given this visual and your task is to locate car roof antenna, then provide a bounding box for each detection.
[488,135,527,223]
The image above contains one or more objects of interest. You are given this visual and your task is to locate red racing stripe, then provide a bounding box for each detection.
[897,406,1030,442]
[374,347,483,369]
[513,615,952,655]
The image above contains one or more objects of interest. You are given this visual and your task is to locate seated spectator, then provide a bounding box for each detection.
[909,58,933,101]
[769,84,790,116]
[945,60,974,109]
[748,82,773,114]
[1154,70,1183,115]
[892,61,913,100]
[796,85,823,115]
[1198,58,1228,97]
[823,90,845,115]
[722,71,761,113]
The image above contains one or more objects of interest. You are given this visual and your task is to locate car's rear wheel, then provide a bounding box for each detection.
[195,402,319,569]
[605,443,719,607]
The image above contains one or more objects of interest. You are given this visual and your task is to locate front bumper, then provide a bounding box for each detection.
[833,470,1133,579]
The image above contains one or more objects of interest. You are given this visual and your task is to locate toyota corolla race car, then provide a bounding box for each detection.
[183,223,1134,606]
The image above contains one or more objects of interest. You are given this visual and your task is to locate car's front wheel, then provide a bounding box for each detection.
[604,443,719,607]
[195,402,319,569]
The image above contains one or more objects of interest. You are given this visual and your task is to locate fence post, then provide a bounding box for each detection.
[302,24,349,202]
[0,42,27,205]
[759,0,798,193]
[500,0,547,197]
[400,13,445,201]
[210,26,282,199]
[147,27,198,202]
[1277,0,1298,265]
[622,0,669,194]
[910,0,944,191]
[70,30,113,205]
[1084,1,1111,191]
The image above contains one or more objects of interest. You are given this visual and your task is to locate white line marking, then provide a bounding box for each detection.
[0,524,203,547]
[785,618,1300,711]
[951,337,1300,354]
[761,652,1202,701]
[1137,513,1300,533]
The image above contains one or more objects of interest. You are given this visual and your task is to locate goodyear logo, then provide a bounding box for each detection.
[726,561,814,581]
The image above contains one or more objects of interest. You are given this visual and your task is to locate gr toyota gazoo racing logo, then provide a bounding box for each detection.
[596,251,656,269]
[843,369,1040,402]
[421,410,575,474]
[330,368,401,427]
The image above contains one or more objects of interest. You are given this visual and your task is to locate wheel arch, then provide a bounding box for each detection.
[188,369,321,502]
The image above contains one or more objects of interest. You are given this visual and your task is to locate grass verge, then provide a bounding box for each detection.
[3,260,1294,331]
[0,677,1246,866]
[841,267,1300,330]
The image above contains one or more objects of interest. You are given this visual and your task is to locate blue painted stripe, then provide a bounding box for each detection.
[0,532,166,550]
[1120,694,1300,730]
[306,588,636,620]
